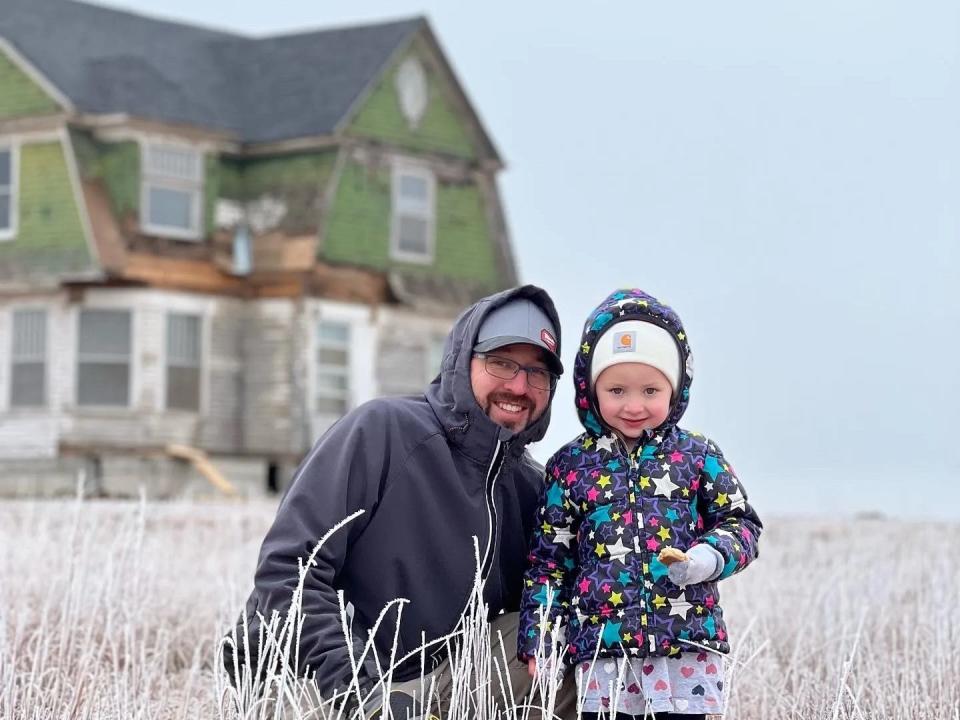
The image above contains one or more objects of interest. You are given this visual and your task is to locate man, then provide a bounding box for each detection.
[226,285,568,716]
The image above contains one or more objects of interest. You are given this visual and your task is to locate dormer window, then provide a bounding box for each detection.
[390,161,435,264]
[141,142,203,240]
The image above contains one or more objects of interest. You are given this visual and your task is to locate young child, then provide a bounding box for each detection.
[518,289,762,720]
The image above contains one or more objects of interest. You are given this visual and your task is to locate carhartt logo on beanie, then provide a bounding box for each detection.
[590,320,681,392]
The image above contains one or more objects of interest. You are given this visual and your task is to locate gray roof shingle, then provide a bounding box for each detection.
[0,0,423,142]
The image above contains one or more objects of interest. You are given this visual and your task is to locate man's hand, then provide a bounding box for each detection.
[666,543,723,587]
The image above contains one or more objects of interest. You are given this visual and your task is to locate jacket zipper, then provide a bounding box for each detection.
[624,437,658,654]
[479,440,506,581]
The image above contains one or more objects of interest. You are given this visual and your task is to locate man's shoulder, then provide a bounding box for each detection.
[344,395,441,442]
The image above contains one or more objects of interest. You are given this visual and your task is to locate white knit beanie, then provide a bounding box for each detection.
[590,320,681,393]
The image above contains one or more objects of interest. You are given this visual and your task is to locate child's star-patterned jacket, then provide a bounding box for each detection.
[518,289,763,665]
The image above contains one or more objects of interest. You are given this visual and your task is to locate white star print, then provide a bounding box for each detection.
[667,593,692,619]
[652,472,679,498]
[607,538,631,561]
[552,525,575,547]
[595,434,617,454]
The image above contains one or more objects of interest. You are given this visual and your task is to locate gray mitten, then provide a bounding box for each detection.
[667,543,723,587]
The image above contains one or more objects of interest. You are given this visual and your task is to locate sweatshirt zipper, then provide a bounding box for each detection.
[625,436,658,654]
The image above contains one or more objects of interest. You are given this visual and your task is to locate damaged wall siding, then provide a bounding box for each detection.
[375,307,449,397]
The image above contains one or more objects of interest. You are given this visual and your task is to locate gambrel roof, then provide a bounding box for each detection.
[0,0,444,145]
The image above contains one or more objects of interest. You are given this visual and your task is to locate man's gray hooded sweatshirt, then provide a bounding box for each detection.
[226,285,561,696]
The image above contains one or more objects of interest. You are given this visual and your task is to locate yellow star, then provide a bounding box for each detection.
[541,521,551,533]
[668,646,681,656]
[716,493,729,507]
[622,632,633,643]
[695,605,704,615]
[640,615,648,626]
[653,594,666,609]
[638,300,648,307]
[583,437,594,450]
[581,342,591,355]
[595,544,607,557]
[590,615,599,624]
[657,527,671,541]
[612,512,621,521]
[677,332,685,341]
[609,592,623,606]
[639,476,651,489]
[597,474,612,488]
[629,493,636,503]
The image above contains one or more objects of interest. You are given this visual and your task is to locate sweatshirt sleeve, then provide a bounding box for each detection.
[225,403,389,697]
[517,453,581,662]
[695,438,762,581]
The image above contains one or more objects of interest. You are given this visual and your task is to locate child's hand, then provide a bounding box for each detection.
[527,658,537,678]
[666,543,723,587]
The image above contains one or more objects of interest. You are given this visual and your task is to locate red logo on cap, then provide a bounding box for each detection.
[541,329,557,352]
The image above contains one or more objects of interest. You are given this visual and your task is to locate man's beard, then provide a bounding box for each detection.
[485,392,536,431]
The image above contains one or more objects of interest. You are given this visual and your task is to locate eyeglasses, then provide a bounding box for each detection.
[474,353,558,391]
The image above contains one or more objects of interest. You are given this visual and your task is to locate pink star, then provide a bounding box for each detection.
[705,595,715,609]
[586,487,600,501]
[623,510,633,525]
[690,479,700,491]
[670,451,683,463]
[717,628,726,641]
[646,537,659,551]
[552,466,561,478]
[649,516,659,527]
[601,605,612,617]
[578,578,591,593]
[601,583,611,593]
[566,471,577,485]
[695,458,704,468]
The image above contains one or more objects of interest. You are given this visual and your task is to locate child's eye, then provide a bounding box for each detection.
[643,388,659,396]
[609,387,624,396]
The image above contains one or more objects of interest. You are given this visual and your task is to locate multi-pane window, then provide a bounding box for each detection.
[166,313,201,411]
[0,146,15,239]
[10,309,46,407]
[77,309,131,406]
[141,143,203,239]
[390,164,435,262]
[316,321,350,415]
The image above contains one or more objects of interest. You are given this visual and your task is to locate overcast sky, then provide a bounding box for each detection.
[101,0,960,519]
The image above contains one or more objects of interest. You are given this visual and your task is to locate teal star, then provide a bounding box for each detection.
[650,557,668,582]
[592,312,614,332]
[532,585,556,609]
[640,445,657,461]
[564,557,576,570]
[545,482,565,508]
[601,621,622,647]
[665,508,680,523]
[703,615,716,639]
[584,411,603,435]
[703,454,725,481]
[605,459,621,472]
[618,571,631,584]
[588,504,612,525]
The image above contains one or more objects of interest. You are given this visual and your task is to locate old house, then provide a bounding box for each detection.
[0,0,518,497]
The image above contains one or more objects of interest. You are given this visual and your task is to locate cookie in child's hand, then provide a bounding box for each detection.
[657,547,689,565]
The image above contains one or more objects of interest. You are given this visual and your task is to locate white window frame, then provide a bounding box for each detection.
[315,320,351,416]
[164,312,203,412]
[0,142,19,241]
[9,307,47,408]
[389,161,435,264]
[75,308,133,408]
[140,141,204,240]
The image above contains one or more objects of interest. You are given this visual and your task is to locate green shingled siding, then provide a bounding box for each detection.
[71,131,140,219]
[217,152,337,234]
[0,52,60,118]
[0,141,93,280]
[348,51,476,160]
[323,160,498,286]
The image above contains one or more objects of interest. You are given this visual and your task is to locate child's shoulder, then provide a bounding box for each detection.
[670,424,723,456]
[545,432,595,466]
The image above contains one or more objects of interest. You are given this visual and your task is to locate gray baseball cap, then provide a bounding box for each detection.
[473,298,563,375]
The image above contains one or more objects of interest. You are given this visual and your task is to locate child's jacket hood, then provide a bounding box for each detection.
[574,289,694,437]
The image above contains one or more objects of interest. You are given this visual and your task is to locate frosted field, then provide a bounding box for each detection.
[0,498,957,719]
